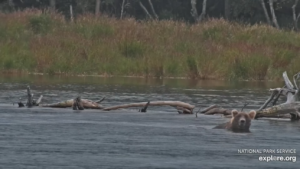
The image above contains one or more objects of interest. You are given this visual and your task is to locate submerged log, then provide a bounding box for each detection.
[41,98,105,109]
[103,101,195,112]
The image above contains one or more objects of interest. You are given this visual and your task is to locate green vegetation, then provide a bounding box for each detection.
[1,10,300,80]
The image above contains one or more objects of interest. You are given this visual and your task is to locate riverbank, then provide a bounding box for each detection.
[1,9,300,81]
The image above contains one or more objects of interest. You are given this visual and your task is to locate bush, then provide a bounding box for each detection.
[29,14,53,34]
[119,40,145,58]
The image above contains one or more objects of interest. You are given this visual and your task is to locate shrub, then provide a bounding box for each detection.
[119,40,145,58]
[29,14,53,34]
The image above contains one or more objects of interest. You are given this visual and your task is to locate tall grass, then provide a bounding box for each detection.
[1,10,300,80]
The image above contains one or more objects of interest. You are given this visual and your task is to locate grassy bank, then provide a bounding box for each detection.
[1,9,300,80]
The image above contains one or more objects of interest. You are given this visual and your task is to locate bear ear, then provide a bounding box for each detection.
[248,110,256,119]
[231,109,239,117]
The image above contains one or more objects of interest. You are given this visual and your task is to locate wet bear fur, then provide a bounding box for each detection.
[213,109,256,133]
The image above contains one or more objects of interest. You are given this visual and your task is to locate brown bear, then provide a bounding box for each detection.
[213,109,256,133]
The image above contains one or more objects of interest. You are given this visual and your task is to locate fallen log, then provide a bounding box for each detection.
[173,106,193,114]
[103,101,195,112]
[200,102,300,120]
[195,104,218,117]
[41,98,105,109]
[204,107,230,115]
[196,105,230,116]
[224,114,291,119]
[256,102,300,119]
[200,104,218,114]
[199,72,300,121]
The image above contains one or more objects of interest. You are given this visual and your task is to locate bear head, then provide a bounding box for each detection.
[229,109,256,133]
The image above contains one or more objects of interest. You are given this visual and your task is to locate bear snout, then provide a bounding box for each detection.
[239,117,246,127]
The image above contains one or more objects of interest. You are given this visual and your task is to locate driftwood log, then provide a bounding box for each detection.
[14,86,43,108]
[103,101,195,114]
[15,71,300,119]
[42,99,194,114]
[16,86,194,114]
[41,97,105,109]
[199,71,300,121]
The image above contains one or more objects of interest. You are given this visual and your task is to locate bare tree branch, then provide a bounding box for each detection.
[121,0,126,19]
[283,71,295,90]
[95,0,101,17]
[198,0,207,22]
[70,5,74,22]
[190,0,207,22]
[269,0,280,29]
[260,0,271,25]
[191,0,199,21]
[148,0,158,19]
[292,0,299,30]
[258,90,278,111]
[139,0,153,19]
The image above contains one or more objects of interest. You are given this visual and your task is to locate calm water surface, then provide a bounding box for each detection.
[0,74,299,169]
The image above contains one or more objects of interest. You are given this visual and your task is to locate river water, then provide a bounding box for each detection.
[0,74,299,169]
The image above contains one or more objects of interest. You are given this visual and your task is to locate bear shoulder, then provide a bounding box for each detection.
[212,122,230,129]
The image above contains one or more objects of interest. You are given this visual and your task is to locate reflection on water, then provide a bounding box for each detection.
[0,74,299,169]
